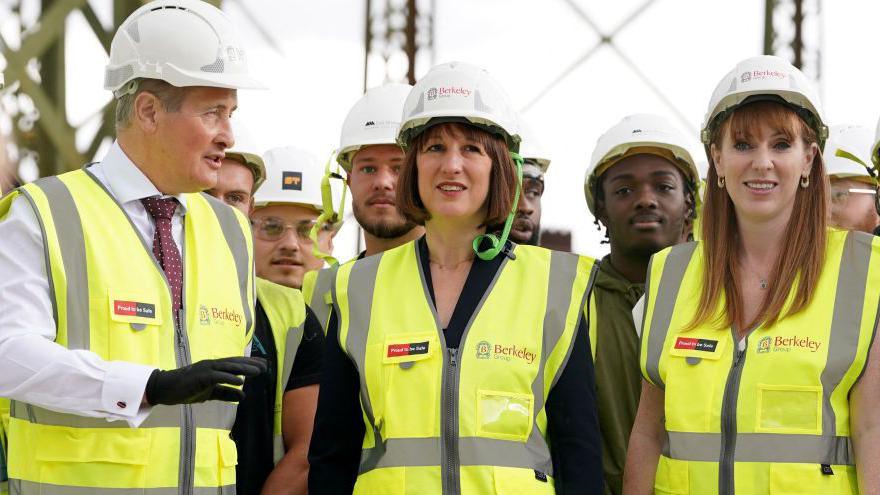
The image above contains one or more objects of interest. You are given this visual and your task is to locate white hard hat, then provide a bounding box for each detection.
[104,0,264,96]
[338,83,411,172]
[824,125,875,182]
[518,120,551,174]
[224,150,266,192]
[584,113,700,215]
[254,147,324,210]
[701,55,827,148]
[397,61,521,152]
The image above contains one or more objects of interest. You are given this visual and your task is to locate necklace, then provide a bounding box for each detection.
[738,259,769,290]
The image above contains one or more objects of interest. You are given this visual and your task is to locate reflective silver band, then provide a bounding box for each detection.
[10,480,235,495]
[821,231,874,436]
[664,431,854,465]
[644,242,698,388]
[29,177,90,350]
[204,194,254,337]
[309,267,338,332]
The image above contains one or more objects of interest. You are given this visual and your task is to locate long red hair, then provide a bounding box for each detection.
[690,101,827,330]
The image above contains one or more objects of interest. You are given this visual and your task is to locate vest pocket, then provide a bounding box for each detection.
[476,390,533,442]
[34,427,150,487]
[654,455,689,494]
[377,333,440,438]
[756,384,822,434]
[492,466,554,494]
[768,462,858,494]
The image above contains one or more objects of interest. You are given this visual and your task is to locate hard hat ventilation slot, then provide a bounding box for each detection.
[105,66,134,89]
[474,90,493,114]
[126,21,140,42]
[201,58,225,73]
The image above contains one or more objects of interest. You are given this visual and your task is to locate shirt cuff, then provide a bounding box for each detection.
[101,361,156,427]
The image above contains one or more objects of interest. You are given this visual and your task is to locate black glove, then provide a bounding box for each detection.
[145,357,268,405]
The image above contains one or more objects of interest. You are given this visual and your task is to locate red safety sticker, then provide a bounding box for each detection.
[674,337,719,352]
[386,341,430,357]
[114,300,157,318]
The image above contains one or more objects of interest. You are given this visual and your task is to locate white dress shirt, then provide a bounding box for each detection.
[0,141,189,426]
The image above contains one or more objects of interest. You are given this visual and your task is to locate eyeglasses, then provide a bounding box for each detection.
[830,187,876,207]
[251,216,337,242]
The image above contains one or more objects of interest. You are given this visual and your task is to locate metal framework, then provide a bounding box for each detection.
[763,0,822,82]
[363,0,434,91]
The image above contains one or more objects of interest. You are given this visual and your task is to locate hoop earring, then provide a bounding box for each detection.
[800,175,810,188]
[717,176,725,188]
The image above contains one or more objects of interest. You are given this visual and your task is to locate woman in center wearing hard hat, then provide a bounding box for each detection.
[308,61,603,494]
[624,55,880,494]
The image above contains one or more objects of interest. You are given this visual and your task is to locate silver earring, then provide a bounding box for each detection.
[800,175,809,188]
[717,176,725,188]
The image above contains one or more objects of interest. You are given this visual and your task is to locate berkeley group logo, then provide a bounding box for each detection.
[199,305,211,326]
[757,335,822,354]
[427,87,438,101]
[474,340,536,364]
[476,340,491,359]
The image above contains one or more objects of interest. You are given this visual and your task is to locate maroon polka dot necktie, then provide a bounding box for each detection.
[141,197,183,312]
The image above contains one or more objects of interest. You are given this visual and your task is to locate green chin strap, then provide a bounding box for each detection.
[308,150,348,267]
[472,152,523,261]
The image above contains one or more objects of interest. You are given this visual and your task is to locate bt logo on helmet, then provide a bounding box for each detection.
[427,86,472,101]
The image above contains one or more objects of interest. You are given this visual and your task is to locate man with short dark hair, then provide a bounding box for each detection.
[207,152,324,495]
[583,114,698,495]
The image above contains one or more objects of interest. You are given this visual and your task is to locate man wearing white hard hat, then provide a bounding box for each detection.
[509,122,550,246]
[253,146,338,290]
[302,83,423,332]
[584,113,698,495]
[0,1,268,493]
[207,151,324,495]
[825,125,878,234]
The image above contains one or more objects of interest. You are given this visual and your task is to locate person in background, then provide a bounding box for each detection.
[207,151,324,495]
[302,83,422,331]
[309,61,603,494]
[507,123,550,246]
[625,55,880,494]
[823,125,879,234]
[583,113,698,494]
[0,1,267,492]
[253,146,338,290]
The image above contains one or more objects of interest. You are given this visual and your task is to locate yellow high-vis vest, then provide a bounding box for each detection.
[0,169,255,494]
[333,241,596,494]
[302,266,338,334]
[255,278,307,463]
[640,229,880,494]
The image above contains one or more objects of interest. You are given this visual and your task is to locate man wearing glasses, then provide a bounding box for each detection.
[207,149,326,495]
[824,125,879,234]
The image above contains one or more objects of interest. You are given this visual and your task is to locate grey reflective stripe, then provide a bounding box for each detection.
[273,435,285,465]
[337,252,384,474]
[204,194,253,336]
[10,401,232,431]
[273,322,305,464]
[309,267,338,332]
[521,251,586,477]
[11,480,234,494]
[28,177,90,349]
[664,431,854,465]
[644,242,698,388]
[821,231,873,436]
[192,401,238,430]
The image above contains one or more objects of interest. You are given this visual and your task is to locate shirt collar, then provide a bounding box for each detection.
[100,141,188,211]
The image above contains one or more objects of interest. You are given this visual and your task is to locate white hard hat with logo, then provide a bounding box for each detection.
[518,120,551,174]
[338,83,412,172]
[584,113,699,215]
[824,125,875,183]
[254,147,325,210]
[397,61,521,152]
[701,55,827,150]
[104,0,264,97]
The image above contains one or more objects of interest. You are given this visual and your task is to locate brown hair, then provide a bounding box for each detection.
[396,122,517,227]
[691,100,827,330]
[115,78,190,130]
